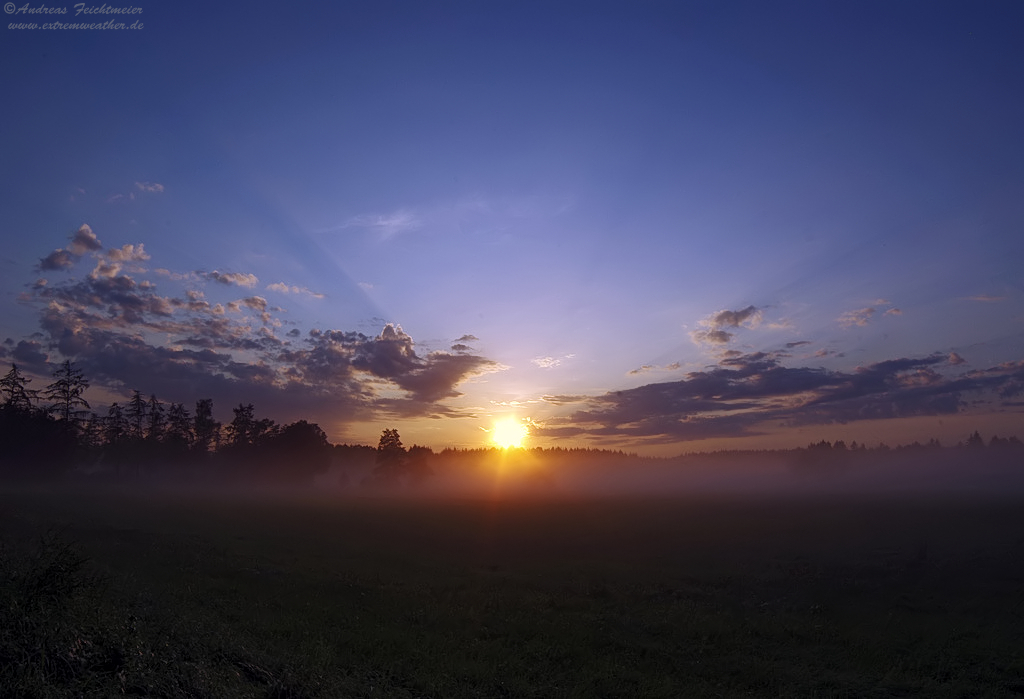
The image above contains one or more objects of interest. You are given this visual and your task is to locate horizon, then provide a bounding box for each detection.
[2,2,1023,456]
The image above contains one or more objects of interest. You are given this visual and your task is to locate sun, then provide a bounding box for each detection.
[492,417,529,449]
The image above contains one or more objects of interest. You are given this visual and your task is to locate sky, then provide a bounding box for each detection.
[1,1,1023,455]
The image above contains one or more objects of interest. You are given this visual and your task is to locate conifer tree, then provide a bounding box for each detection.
[0,364,37,412]
[45,360,90,427]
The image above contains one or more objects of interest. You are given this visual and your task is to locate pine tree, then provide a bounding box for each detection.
[0,364,37,412]
[45,360,90,427]
[227,403,256,448]
[104,403,127,446]
[126,390,148,440]
[146,394,165,441]
[193,398,220,453]
[166,402,192,449]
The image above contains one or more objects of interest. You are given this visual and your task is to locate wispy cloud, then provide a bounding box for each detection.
[266,282,325,299]
[838,307,876,328]
[628,362,681,376]
[839,301,901,328]
[135,181,165,193]
[341,209,421,240]
[532,354,575,369]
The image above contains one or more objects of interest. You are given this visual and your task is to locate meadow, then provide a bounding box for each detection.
[3,483,1024,698]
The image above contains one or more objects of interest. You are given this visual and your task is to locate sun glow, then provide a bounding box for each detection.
[492,417,529,449]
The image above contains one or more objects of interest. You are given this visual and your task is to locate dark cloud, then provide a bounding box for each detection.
[541,394,588,406]
[202,270,259,288]
[10,340,48,369]
[690,305,762,346]
[710,305,761,328]
[692,329,733,345]
[17,242,501,428]
[38,249,75,271]
[534,350,1024,444]
[38,224,102,271]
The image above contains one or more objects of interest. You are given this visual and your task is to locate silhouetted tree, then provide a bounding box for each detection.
[406,444,434,483]
[79,412,103,451]
[227,403,256,448]
[0,364,72,479]
[1,364,37,412]
[374,428,406,482]
[126,390,147,440]
[165,402,192,451]
[193,399,219,454]
[966,431,985,448]
[45,360,90,428]
[104,403,127,447]
[264,420,331,480]
[146,394,165,442]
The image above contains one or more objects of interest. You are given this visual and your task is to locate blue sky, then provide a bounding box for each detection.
[2,1,1023,453]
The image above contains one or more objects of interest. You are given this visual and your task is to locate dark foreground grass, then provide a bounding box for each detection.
[3,486,1024,697]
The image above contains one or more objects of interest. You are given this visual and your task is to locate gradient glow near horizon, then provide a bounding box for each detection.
[1,2,1022,454]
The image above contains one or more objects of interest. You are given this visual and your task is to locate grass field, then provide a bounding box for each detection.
[3,484,1024,697]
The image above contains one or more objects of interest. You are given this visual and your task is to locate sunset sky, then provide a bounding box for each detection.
[1,2,1022,454]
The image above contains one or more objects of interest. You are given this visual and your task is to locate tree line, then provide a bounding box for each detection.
[0,362,333,482]
[2,360,1022,484]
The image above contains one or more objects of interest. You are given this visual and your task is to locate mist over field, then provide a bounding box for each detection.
[42,441,1024,505]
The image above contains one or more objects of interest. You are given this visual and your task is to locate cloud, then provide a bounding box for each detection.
[628,362,682,376]
[155,269,200,282]
[342,209,421,239]
[966,295,1005,302]
[10,339,48,368]
[38,224,104,271]
[39,249,76,271]
[532,354,575,369]
[838,307,876,328]
[690,305,762,346]
[266,282,325,299]
[106,243,150,263]
[68,225,101,255]
[541,394,589,406]
[948,352,967,366]
[709,306,762,329]
[203,270,259,288]
[135,182,165,193]
[839,301,902,328]
[18,241,500,428]
[533,350,1023,444]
